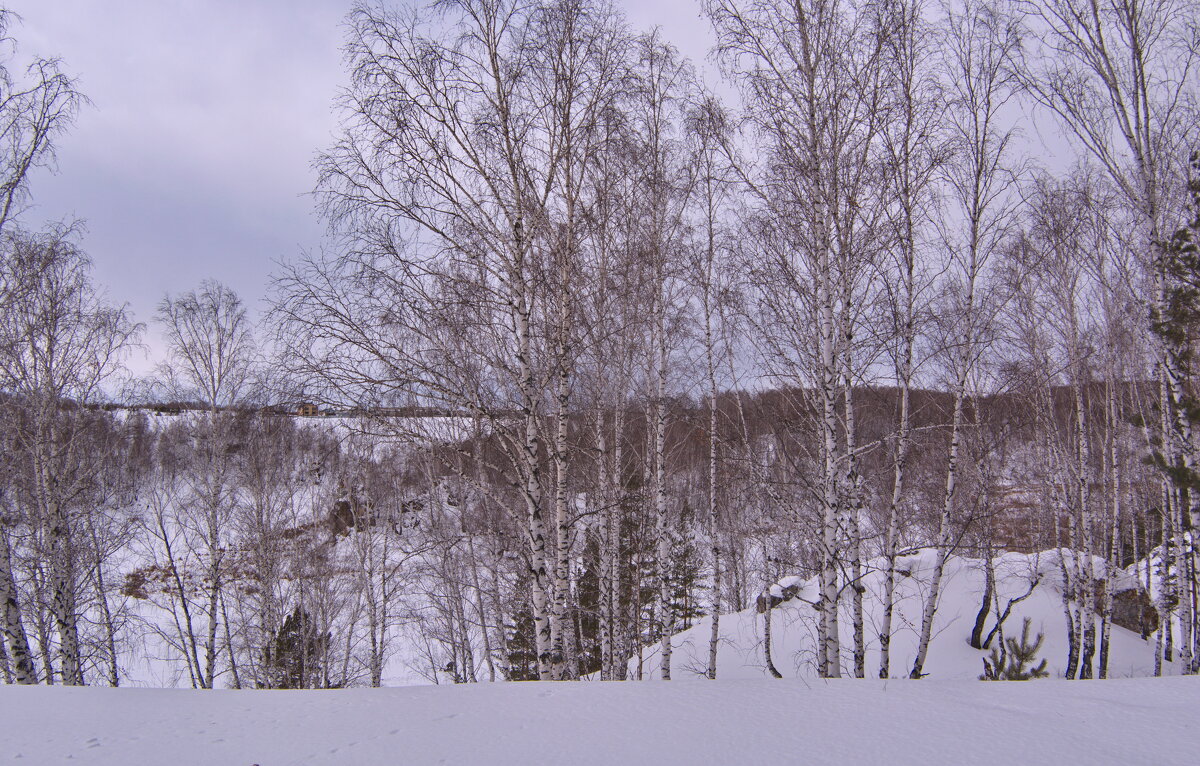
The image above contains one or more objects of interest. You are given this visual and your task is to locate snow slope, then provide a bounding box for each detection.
[638,549,1172,680]
[1,676,1196,765]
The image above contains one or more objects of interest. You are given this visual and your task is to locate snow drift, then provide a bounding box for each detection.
[1,676,1196,765]
[637,549,1173,680]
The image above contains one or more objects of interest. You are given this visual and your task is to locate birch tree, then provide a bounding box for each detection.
[876,0,946,678]
[0,10,84,237]
[155,280,255,688]
[0,420,35,683]
[686,95,736,680]
[624,30,697,682]
[909,0,1020,679]
[706,0,889,678]
[0,11,84,687]
[1018,0,1200,672]
[0,226,136,684]
[290,0,633,681]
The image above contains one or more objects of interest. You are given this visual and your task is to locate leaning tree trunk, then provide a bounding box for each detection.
[910,384,967,679]
[87,514,121,687]
[763,592,783,679]
[969,541,995,650]
[0,530,36,684]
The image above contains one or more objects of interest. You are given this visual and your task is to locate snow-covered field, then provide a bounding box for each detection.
[1,676,1196,765]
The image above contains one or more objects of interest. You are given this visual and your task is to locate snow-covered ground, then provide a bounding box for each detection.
[639,549,1172,680]
[1,676,1196,765]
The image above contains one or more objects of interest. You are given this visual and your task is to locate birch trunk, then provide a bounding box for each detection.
[843,376,866,678]
[705,329,722,681]
[879,8,931,608]
[46,499,82,686]
[0,528,36,684]
[609,403,625,681]
[552,356,572,680]
[909,384,966,679]
[879,245,916,678]
[763,596,782,679]
[654,301,672,681]
[1098,380,1120,679]
[1073,381,1097,679]
[818,243,842,679]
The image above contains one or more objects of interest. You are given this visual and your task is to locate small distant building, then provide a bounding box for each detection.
[296,403,320,417]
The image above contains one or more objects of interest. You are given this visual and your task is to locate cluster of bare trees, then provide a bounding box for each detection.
[2,0,1200,688]
[277,0,1200,683]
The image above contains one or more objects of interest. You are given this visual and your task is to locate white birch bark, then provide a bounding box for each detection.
[654,300,673,681]
[1022,0,1200,671]
[0,526,36,684]
[909,382,966,679]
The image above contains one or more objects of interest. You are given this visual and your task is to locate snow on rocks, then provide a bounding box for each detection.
[639,548,1175,681]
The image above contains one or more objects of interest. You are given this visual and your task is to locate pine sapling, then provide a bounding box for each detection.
[980,618,1050,680]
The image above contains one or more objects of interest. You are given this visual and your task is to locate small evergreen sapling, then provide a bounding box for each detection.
[980,618,1050,680]
[263,608,330,688]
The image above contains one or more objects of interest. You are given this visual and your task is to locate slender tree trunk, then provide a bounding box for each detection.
[1056,514,1080,680]
[1099,380,1120,679]
[35,421,83,687]
[596,416,614,682]
[763,595,782,679]
[970,542,995,650]
[552,341,573,681]
[514,279,554,681]
[609,403,625,681]
[880,330,914,679]
[1074,382,1096,679]
[653,292,672,681]
[703,229,723,681]
[94,550,120,687]
[707,383,721,680]
[843,377,865,679]
[465,534,496,683]
[910,385,967,679]
[1163,489,1176,667]
[204,546,221,689]
[818,245,842,679]
[157,511,204,687]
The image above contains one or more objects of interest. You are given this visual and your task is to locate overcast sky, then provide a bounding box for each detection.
[3,0,714,374]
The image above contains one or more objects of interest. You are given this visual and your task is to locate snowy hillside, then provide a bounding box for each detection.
[1,676,1196,765]
[638,550,1172,681]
